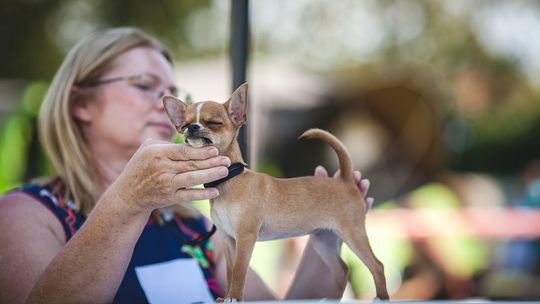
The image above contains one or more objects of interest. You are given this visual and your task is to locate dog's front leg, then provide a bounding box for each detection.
[219,230,236,293]
[224,227,259,302]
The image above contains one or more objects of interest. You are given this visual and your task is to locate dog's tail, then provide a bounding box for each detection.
[299,128,354,182]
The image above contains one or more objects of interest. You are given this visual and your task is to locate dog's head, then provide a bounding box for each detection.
[162,83,248,155]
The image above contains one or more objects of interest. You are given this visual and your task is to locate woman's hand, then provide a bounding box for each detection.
[109,139,230,214]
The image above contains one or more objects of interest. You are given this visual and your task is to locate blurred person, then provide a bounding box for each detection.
[347,178,499,300]
[480,160,540,299]
[0,27,374,303]
[383,173,508,300]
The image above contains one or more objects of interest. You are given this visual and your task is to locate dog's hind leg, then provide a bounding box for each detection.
[337,222,389,300]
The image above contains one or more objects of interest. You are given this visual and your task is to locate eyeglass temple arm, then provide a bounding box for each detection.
[77,76,131,87]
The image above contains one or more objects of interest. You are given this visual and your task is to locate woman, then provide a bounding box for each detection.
[0,27,373,303]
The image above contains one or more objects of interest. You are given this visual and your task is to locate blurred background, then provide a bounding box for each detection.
[2,0,540,300]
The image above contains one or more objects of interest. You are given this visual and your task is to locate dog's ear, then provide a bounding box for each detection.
[224,83,248,126]
[163,96,187,130]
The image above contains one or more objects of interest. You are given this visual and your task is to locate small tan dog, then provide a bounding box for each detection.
[163,83,388,301]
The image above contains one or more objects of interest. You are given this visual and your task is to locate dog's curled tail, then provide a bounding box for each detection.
[299,128,354,182]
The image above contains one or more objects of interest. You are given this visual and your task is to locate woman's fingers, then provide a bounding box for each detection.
[175,188,220,202]
[352,170,371,198]
[314,165,373,212]
[316,167,370,196]
[314,165,329,177]
[359,179,370,198]
[170,156,230,173]
[353,170,362,182]
[365,197,374,213]
[172,166,228,189]
[164,144,219,161]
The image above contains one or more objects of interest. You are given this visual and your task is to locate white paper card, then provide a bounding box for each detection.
[135,258,214,304]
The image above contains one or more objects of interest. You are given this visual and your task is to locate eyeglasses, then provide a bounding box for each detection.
[78,72,192,103]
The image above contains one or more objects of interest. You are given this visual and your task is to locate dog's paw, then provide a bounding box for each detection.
[216,296,239,303]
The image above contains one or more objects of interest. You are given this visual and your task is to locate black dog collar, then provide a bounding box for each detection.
[204,163,247,188]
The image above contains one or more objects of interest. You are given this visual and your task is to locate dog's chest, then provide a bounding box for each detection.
[210,202,237,238]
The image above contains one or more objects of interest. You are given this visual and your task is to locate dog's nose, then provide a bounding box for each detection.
[188,124,200,132]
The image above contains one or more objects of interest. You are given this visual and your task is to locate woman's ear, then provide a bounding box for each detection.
[71,86,93,123]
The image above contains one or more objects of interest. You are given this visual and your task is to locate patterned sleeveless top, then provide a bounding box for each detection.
[10,181,223,303]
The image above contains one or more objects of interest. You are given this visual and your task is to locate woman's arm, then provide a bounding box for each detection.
[26,142,228,303]
[0,193,66,304]
[285,231,349,299]
[26,190,151,303]
[0,142,229,303]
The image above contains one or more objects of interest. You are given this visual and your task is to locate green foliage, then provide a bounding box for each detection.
[473,101,540,147]
[172,132,185,144]
[95,0,212,58]
[0,0,211,79]
[0,115,32,192]
[22,81,49,116]
[0,81,51,193]
[255,160,284,178]
[0,0,65,79]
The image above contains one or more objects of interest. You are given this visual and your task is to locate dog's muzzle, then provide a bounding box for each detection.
[188,124,201,133]
[185,125,213,147]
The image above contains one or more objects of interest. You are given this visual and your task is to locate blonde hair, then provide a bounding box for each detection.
[39,27,198,218]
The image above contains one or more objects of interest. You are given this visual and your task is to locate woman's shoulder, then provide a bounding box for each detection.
[0,181,52,211]
[0,184,67,243]
[1,180,58,211]
[0,180,73,243]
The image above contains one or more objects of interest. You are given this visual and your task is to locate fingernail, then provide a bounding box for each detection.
[221,157,231,166]
[367,197,374,205]
[218,167,228,176]
[206,147,218,156]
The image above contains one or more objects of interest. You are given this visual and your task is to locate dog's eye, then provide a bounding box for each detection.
[206,121,223,126]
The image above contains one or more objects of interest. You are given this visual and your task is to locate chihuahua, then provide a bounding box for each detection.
[163,83,388,301]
